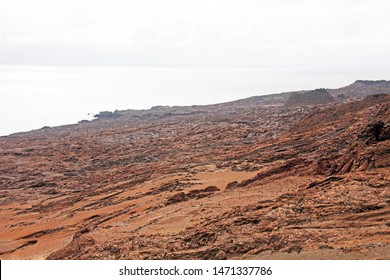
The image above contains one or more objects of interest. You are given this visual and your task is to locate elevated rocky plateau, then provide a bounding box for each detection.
[0,81,390,260]
[284,88,336,107]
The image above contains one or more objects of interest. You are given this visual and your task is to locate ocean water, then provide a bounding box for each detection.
[1,65,389,136]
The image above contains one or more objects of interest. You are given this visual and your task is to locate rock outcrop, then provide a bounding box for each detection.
[284,88,336,107]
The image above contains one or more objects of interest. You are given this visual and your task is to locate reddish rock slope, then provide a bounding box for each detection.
[0,85,389,260]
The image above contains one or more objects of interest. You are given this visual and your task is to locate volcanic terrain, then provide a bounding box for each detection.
[1,80,390,259]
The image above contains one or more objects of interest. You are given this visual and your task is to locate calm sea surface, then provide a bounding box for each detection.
[1,65,389,136]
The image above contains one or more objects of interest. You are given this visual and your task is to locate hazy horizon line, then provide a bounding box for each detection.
[2,63,390,73]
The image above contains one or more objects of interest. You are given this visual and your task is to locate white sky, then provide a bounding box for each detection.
[1,0,390,67]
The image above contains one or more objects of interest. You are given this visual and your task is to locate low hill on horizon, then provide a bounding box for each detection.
[90,80,390,122]
[284,88,336,107]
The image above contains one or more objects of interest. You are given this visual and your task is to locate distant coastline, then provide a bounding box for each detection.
[1,64,390,136]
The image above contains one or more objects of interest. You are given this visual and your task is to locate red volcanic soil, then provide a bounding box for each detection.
[0,83,390,260]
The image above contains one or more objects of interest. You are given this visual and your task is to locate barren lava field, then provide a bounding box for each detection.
[1,80,390,260]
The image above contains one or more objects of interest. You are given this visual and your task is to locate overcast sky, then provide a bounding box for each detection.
[1,0,390,68]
